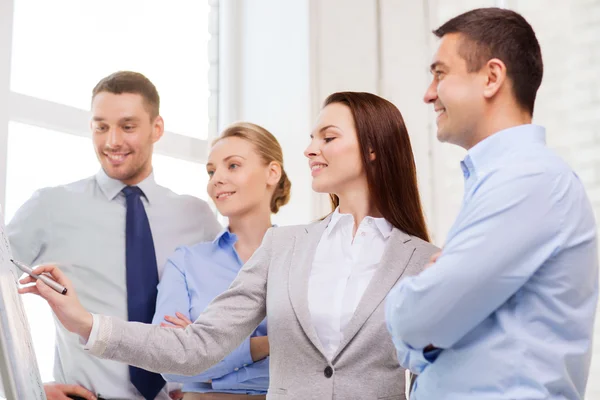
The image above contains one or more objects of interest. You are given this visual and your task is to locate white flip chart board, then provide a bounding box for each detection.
[0,207,45,400]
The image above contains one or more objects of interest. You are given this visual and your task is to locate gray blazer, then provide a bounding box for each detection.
[89,216,438,399]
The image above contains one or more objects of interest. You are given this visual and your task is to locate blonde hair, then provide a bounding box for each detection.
[213,122,291,214]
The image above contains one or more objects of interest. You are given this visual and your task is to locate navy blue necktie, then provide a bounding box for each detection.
[123,186,165,399]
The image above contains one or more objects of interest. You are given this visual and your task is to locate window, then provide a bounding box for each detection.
[11,0,213,139]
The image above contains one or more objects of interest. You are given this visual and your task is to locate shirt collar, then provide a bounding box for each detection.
[212,224,278,248]
[95,169,159,204]
[325,207,393,239]
[373,217,394,239]
[212,228,238,248]
[324,207,346,237]
[461,124,546,180]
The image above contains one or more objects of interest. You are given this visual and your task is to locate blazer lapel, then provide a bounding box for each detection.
[333,228,415,361]
[288,216,331,357]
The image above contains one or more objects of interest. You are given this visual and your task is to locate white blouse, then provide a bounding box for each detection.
[307,208,392,360]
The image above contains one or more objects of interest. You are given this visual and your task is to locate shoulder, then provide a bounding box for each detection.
[393,234,439,276]
[268,220,324,241]
[472,153,585,227]
[409,235,440,259]
[21,176,96,206]
[154,185,214,213]
[166,241,216,273]
[483,146,575,190]
[173,240,216,260]
[62,176,98,192]
[154,185,208,206]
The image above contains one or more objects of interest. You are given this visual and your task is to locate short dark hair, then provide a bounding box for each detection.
[324,92,430,242]
[433,7,543,115]
[92,71,160,119]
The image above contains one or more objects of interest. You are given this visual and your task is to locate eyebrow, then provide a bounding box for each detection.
[310,124,341,138]
[120,117,140,123]
[206,155,246,167]
[91,116,141,122]
[429,61,448,72]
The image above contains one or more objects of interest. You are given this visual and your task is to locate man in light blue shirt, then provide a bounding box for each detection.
[386,8,598,400]
[152,229,269,396]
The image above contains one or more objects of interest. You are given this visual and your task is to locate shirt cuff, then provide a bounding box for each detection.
[211,371,244,390]
[80,313,100,350]
[391,335,433,375]
[226,336,254,371]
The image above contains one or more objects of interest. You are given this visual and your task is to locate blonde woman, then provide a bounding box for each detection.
[155,122,290,400]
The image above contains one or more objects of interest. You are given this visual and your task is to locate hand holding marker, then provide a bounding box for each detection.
[12,259,68,295]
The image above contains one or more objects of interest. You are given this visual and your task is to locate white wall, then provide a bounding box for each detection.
[219,0,312,226]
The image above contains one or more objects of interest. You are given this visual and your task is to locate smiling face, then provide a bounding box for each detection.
[423,33,486,148]
[91,92,163,185]
[304,102,366,197]
[206,136,280,218]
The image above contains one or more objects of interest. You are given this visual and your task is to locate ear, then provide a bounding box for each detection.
[266,161,282,187]
[151,116,165,143]
[482,58,507,99]
[369,149,376,161]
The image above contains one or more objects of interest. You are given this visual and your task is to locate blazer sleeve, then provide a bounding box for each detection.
[85,228,274,376]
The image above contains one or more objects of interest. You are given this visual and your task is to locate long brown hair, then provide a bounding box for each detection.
[324,92,430,242]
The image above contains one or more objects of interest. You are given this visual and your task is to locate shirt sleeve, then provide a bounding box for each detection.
[386,168,566,351]
[152,248,192,328]
[210,357,269,391]
[151,245,258,383]
[6,189,49,268]
[385,309,434,374]
[161,337,254,384]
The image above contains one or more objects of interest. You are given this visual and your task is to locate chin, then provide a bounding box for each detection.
[311,181,331,194]
[436,128,452,144]
[103,166,127,180]
[217,203,247,218]
[435,126,444,139]
[103,165,142,184]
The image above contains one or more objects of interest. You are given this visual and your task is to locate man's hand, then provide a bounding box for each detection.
[250,336,269,362]
[44,383,96,400]
[425,251,442,270]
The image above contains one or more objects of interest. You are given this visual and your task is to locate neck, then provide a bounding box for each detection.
[337,185,380,236]
[466,105,532,150]
[228,206,273,257]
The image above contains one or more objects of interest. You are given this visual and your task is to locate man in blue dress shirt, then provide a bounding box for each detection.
[386,7,598,400]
